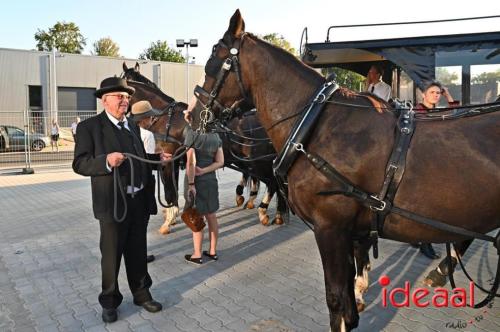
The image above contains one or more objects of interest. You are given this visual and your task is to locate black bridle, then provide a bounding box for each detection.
[194,35,250,131]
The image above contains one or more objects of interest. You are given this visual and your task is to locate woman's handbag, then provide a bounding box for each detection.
[181,191,205,232]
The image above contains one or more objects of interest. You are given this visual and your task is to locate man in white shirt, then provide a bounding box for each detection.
[130,101,158,154]
[130,101,161,263]
[366,64,392,101]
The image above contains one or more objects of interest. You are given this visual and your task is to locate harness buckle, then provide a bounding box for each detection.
[222,58,232,70]
[292,142,305,154]
[369,195,387,212]
[314,93,326,104]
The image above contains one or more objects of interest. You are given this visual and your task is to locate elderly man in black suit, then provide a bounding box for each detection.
[73,77,170,323]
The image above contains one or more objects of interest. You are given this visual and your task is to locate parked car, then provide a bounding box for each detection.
[0,125,50,152]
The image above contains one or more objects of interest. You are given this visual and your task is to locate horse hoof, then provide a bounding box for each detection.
[261,215,270,226]
[273,216,284,225]
[246,202,255,209]
[158,225,170,235]
[423,269,447,287]
[356,300,366,313]
[236,196,244,207]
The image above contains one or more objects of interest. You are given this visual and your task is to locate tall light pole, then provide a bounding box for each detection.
[50,37,60,122]
[176,39,198,102]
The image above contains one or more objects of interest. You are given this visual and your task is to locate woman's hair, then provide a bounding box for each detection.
[423,81,443,92]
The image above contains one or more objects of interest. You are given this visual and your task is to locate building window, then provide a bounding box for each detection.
[57,87,97,126]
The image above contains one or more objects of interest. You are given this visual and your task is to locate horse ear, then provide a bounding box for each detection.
[228,9,245,39]
[123,62,128,71]
[135,62,140,72]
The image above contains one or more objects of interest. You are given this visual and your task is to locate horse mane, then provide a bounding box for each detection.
[245,33,324,84]
[127,80,187,108]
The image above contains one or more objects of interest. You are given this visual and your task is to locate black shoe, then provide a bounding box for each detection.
[133,300,162,313]
[420,243,441,260]
[202,250,218,261]
[184,254,202,265]
[102,308,117,323]
[147,255,155,263]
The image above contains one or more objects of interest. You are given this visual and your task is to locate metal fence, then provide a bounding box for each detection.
[0,110,97,172]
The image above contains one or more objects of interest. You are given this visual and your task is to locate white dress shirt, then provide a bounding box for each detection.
[139,128,156,154]
[367,81,392,101]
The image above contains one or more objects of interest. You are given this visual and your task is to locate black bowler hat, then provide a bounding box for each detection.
[95,77,135,99]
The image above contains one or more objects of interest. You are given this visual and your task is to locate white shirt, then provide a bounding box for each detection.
[50,125,59,135]
[105,111,131,131]
[71,122,78,135]
[140,127,156,154]
[367,81,392,101]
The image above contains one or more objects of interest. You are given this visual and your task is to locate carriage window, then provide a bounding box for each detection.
[470,64,500,104]
[435,66,462,107]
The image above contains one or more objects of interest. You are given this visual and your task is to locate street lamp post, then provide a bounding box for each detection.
[50,37,59,121]
[176,39,198,102]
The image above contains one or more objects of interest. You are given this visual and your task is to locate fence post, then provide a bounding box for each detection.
[22,109,34,174]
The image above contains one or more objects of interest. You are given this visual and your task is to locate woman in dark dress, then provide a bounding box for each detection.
[183,104,224,265]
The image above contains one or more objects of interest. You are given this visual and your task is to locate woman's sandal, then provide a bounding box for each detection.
[202,250,218,261]
[184,254,202,265]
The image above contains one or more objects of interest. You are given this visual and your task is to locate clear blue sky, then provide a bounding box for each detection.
[1,0,498,64]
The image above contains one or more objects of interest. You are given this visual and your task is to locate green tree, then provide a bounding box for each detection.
[322,67,365,91]
[471,70,500,84]
[261,33,297,56]
[34,21,86,53]
[92,37,120,57]
[139,40,185,63]
[436,67,459,85]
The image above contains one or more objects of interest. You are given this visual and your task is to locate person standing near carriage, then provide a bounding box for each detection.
[129,100,162,264]
[365,64,392,101]
[73,77,171,323]
[183,101,224,265]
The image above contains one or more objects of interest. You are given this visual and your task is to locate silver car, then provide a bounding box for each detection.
[0,125,50,152]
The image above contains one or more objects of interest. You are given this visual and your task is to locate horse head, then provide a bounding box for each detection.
[122,62,158,89]
[192,10,254,131]
[121,64,189,207]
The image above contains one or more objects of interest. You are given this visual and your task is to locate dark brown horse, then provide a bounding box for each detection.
[122,62,289,227]
[193,10,500,331]
[122,64,188,233]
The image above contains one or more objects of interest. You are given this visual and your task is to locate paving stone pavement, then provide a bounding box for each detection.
[0,167,499,332]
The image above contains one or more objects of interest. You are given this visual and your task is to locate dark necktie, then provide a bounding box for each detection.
[117,121,126,130]
[371,85,375,93]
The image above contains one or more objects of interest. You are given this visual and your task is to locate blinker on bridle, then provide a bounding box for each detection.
[194,35,249,132]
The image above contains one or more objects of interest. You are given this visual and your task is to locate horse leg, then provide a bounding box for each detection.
[235,173,247,207]
[160,204,179,235]
[244,177,259,209]
[353,238,372,313]
[257,188,272,226]
[423,240,473,287]
[315,227,359,331]
[273,189,288,226]
[159,162,180,235]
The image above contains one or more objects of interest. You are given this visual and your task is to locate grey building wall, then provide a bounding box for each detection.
[0,47,204,113]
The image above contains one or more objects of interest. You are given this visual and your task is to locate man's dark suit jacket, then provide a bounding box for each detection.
[72,111,157,222]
